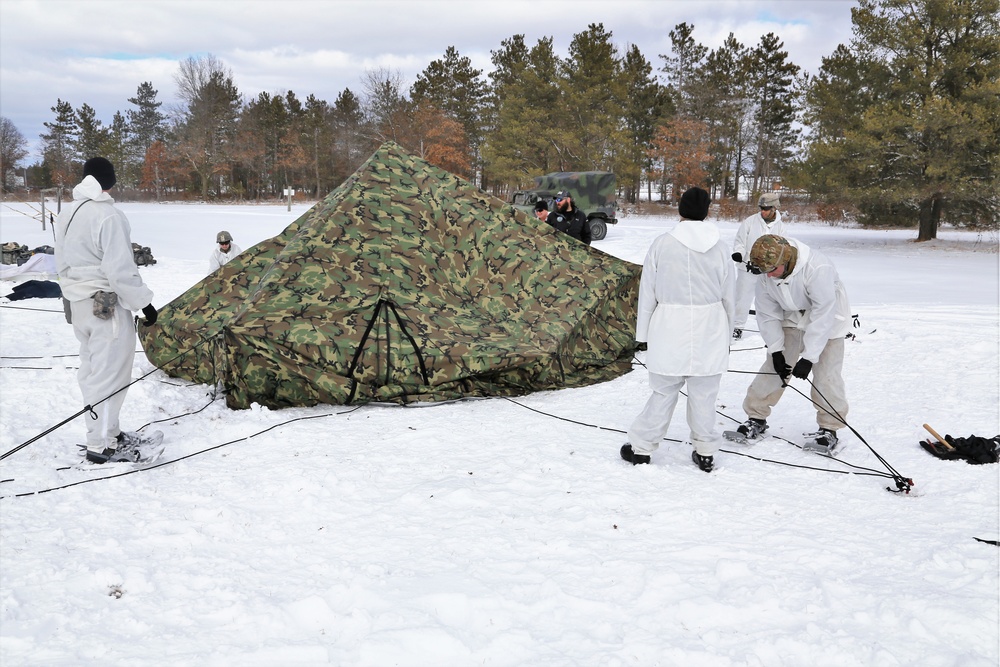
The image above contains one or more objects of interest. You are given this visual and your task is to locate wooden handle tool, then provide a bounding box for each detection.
[923,423,955,451]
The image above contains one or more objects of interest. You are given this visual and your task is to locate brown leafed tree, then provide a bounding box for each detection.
[648,118,711,203]
[140,140,182,201]
[409,104,471,177]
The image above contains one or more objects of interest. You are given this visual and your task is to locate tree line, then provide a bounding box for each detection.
[1,0,997,239]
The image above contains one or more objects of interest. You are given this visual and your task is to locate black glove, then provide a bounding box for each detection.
[746,261,761,275]
[792,358,813,379]
[141,303,158,326]
[732,252,743,263]
[771,351,791,380]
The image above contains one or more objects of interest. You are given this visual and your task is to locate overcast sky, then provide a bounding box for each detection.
[0,0,859,161]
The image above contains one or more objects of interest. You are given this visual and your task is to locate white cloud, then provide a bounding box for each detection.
[0,0,858,160]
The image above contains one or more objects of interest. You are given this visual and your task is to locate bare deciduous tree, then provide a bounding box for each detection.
[0,116,29,193]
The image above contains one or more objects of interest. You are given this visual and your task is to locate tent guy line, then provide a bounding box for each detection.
[3,379,904,499]
[0,404,365,499]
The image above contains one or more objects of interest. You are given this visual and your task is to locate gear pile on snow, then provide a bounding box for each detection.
[920,434,1000,464]
[132,243,156,266]
[2,242,31,265]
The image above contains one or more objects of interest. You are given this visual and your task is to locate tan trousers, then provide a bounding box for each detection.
[743,329,849,431]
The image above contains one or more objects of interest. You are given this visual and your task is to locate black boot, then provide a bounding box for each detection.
[620,444,650,465]
[691,451,714,473]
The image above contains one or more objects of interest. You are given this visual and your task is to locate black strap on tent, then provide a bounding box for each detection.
[345,298,431,405]
[345,299,385,405]
[385,301,429,385]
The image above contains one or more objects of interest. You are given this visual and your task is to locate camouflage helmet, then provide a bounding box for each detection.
[216,231,233,244]
[758,192,780,209]
[749,234,793,273]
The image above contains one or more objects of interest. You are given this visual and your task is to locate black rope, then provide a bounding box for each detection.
[501,396,898,482]
[1,405,363,499]
[0,361,166,462]
[571,354,908,488]
[1,349,143,360]
[0,329,216,462]
[0,304,64,313]
[783,379,912,492]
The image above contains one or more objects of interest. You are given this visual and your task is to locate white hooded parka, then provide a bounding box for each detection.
[55,175,153,311]
[636,220,735,376]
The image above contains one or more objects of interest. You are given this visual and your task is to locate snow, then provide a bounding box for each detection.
[1,200,998,666]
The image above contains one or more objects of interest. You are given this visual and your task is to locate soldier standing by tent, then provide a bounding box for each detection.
[731,192,784,340]
[621,186,734,472]
[55,157,163,463]
[546,191,592,245]
[209,231,242,273]
[729,234,852,455]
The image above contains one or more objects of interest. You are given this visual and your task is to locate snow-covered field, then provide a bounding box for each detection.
[1,200,997,666]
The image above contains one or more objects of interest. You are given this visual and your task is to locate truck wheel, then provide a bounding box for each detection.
[589,219,608,241]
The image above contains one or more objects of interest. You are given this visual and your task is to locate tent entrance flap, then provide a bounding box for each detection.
[346,298,430,405]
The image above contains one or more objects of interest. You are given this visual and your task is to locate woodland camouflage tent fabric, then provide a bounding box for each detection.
[139,142,641,409]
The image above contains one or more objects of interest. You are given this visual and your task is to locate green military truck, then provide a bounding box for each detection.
[511,171,618,241]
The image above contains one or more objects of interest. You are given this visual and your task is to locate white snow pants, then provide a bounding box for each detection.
[742,328,849,431]
[70,299,137,448]
[628,373,723,457]
[733,265,757,330]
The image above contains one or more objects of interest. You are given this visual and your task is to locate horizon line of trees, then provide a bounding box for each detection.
[1,0,997,240]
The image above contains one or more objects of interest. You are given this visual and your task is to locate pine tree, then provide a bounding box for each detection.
[75,103,109,163]
[302,94,332,196]
[331,88,367,185]
[126,82,166,164]
[618,45,671,203]
[560,23,622,171]
[747,33,801,196]
[697,34,754,199]
[40,99,78,187]
[411,46,486,180]
[658,23,708,118]
[102,112,132,187]
[802,0,1000,237]
[481,36,563,189]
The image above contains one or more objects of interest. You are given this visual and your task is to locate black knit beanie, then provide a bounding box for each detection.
[83,157,116,190]
[678,186,710,221]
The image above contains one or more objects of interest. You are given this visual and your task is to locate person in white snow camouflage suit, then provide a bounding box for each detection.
[55,157,163,463]
[209,230,243,273]
[621,187,735,472]
[731,192,784,339]
[735,234,852,454]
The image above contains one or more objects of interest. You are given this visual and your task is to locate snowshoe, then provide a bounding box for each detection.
[723,418,768,445]
[84,430,165,464]
[802,429,842,456]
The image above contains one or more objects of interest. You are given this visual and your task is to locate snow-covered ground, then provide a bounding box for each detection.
[1,200,997,666]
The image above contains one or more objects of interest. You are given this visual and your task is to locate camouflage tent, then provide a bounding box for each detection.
[140,142,641,409]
